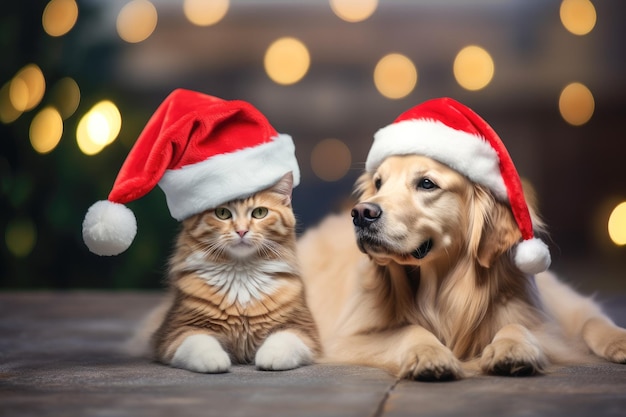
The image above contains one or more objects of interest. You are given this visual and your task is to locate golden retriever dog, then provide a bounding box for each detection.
[298,98,626,381]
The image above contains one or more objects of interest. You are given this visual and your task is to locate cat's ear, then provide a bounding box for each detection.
[268,172,294,206]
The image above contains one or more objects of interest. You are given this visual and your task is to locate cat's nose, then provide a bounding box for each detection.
[237,230,248,238]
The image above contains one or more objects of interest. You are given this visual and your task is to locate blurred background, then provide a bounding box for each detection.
[1,0,625,293]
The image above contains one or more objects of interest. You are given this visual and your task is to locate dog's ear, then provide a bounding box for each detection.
[469,185,522,268]
[520,178,547,236]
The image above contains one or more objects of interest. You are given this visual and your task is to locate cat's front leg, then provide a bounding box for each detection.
[255,330,314,371]
[170,334,231,373]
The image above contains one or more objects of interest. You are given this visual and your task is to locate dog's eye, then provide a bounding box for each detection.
[417,178,438,190]
[374,177,382,190]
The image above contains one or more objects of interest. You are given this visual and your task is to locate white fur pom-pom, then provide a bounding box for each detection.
[513,237,551,275]
[82,200,137,256]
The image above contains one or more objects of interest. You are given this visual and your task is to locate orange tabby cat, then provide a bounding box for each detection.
[152,173,320,373]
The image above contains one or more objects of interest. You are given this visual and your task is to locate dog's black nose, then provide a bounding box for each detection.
[351,202,382,228]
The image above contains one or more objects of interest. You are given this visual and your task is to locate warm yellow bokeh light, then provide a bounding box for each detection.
[264,37,311,85]
[0,82,23,124]
[117,0,158,43]
[42,0,78,37]
[5,217,37,258]
[77,114,104,156]
[330,0,378,23]
[453,45,494,91]
[10,64,46,112]
[184,0,229,26]
[86,112,111,146]
[373,53,417,100]
[51,77,80,119]
[311,138,352,182]
[559,82,594,126]
[9,77,29,112]
[560,0,596,36]
[30,107,63,154]
[608,202,626,246]
[93,101,122,145]
[76,100,122,155]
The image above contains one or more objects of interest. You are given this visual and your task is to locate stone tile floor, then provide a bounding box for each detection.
[1,292,625,417]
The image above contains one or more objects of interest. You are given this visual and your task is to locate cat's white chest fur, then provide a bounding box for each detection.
[184,254,294,306]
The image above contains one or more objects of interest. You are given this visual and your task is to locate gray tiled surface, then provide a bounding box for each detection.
[1,292,625,417]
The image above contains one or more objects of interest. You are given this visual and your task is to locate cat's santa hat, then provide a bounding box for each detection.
[366,97,550,275]
[82,88,300,256]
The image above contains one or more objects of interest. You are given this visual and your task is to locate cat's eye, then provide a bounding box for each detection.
[251,207,268,219]
[417,178,438,190]
[215,207,232,220]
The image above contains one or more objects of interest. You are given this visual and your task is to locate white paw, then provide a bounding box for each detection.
[255,331,313,371]
[171,334,231,373]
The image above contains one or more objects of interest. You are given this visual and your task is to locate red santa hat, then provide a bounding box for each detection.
[82,88,300,256]
[366,97,550,275]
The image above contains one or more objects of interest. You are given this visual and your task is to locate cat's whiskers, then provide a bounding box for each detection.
[258,240,287,260]
[155,173,320,369]
[198,238,233,260]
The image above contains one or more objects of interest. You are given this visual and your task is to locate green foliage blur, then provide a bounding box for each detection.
[1,1,176,289]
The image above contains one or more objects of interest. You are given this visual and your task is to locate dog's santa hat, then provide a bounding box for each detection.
[82,88,300,256]
[366,97,550,275]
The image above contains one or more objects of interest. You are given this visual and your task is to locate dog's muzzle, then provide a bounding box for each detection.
[351,202,382,228]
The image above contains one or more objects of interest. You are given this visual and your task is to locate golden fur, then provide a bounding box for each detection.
[298,155,626,380]
[153,173,320,373]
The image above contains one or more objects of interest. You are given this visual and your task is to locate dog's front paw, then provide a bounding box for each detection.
[400,344,464,381]
[255,331,313,371]
[171,334,231,373]
[480,337,547,376]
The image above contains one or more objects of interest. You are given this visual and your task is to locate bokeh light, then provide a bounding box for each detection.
[10,64,46,112]
[5,217,37,258]
[330,0,378,23]
[264,37,310,85]
[373,53,417,100]
[608,202,626,246]
[42,0,78,37]
[76,100,122,155]
[0,82,23,124]
[116,0,158,43]
[560,0,596,36]
[183,0,229,27]
[29,107,63,154]
[310,138,352,182]
[453,45,494,91]
[559,82,594,126]
[50,77,80,120]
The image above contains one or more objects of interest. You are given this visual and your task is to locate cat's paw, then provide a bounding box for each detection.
[255,331,313,371]
[171,334,231,373]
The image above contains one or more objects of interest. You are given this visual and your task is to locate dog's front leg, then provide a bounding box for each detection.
[331,324,464,381]
[479,323,547,376]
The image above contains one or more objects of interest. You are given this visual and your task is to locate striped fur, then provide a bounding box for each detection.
[152,173,320,372]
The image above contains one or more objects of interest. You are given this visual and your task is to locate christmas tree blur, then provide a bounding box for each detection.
[1,1,173,289]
